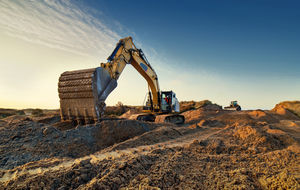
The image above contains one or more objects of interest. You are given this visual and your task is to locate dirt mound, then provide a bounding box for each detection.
[0,109,25,119]
[2,120,298,190]
[248,110,267,118]
[214,111,257,126]
[197,119,225,127]
[33,115,61,125]
[0,120,7,127]
[212,109,299,126]
[232,124,296,152]
[93,120,158,148]
[188,123,297,155]
[119,109,141,119]
[273,101,300,117]
[248,110,280,123]
[272,103,300,120]
[181,104,223,123]
[2,115,32,125]
[180,100,213,112]
[180,100,223,112]
[0,119,157,170]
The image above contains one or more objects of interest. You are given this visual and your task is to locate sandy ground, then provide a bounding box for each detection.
[0,103,299,189]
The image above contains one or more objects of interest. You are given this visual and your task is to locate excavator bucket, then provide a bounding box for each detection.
[58,67,117,124]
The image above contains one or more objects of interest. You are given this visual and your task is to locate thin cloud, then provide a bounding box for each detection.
[0,0,121,58]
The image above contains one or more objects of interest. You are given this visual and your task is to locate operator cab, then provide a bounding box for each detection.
[143,90,180,113]
[231,101,238,107]
[161,91,180,113]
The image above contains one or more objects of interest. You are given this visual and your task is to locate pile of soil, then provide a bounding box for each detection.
[119,109,141,119]
[273,101,300,118]
[0,101,299,189]
[0,116,157,170]
[181,104,223,123]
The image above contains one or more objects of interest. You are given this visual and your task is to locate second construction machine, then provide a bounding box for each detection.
[58,37,185,125]
[224,101,242,111]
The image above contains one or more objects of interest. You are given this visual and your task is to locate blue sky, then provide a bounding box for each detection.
[89,0,300,76]
[88,0,300,109]
[0,0,299,109]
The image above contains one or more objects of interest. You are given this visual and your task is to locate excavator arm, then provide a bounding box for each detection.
[100,37,161,111]
[58,37,161,123]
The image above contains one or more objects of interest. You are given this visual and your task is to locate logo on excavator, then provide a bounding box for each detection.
[140,63,148,72]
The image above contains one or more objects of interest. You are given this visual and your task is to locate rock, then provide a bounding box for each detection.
[179,175,185,181]
[112,177,122,185]
[57,186,66,190]
[188,124,200,129]
[80,173,89,182]
[79,159,91,167]
[42,126,59,135]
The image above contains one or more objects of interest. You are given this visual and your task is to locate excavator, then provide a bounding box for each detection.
[58,37,185,125]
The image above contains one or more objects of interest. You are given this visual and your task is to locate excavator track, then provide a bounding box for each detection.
[155,114,185,124]
[125,113,155,122]
[128,113,185,124]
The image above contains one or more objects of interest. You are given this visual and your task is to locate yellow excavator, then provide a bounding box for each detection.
[58,37,185,125]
